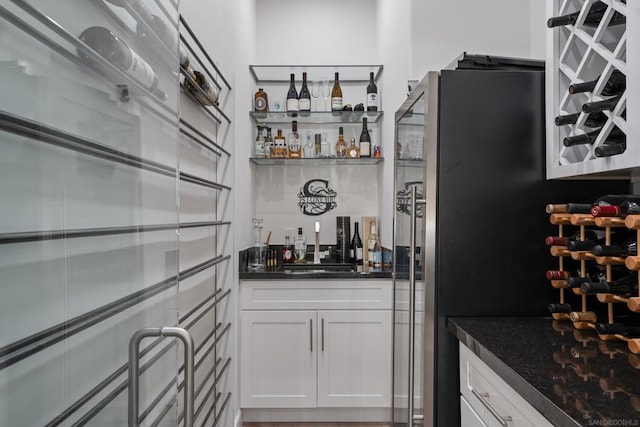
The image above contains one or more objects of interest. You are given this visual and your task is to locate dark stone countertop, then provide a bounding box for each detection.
[449,317,640,427]
[239,268,392,280]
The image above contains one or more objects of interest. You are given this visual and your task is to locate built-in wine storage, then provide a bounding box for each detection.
[546,0,639,178]
[546,204,640,354]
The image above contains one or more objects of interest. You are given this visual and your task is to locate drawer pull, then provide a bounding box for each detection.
[310,319,313,352]
[471,388,513,426]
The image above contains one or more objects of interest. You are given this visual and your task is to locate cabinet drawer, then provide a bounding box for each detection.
[241,280,392,310]
[459,343,552,427]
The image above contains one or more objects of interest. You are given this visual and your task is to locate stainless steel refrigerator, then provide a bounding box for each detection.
[391,54,628,427]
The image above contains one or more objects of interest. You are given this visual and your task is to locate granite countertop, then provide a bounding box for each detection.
[449,317,640,427]
[239,267,392,280]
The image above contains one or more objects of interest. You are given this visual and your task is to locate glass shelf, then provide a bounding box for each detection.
[250,65,383,82]
[250,157,384,166]
[250,110,383,124]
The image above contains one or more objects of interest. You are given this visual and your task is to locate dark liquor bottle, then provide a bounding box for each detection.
[547,1,625,28]
[78,26,167,100]
[569,70,625,96]
[298,72,311,113]
[548,303,572,314]
[594,141,626,158]
[581,273,639,296]
[554,111,607,128]
[254,88,268,112]
[286,73,299,114]
[282,233,293,264]
[351,222,363,266]
[563,126,624,147]
[331,72,343,111]
[359,117,372,157]
[366,71,378,111]
[582,95,622,114]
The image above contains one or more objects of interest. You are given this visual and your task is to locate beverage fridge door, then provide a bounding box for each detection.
[392,72,435,426]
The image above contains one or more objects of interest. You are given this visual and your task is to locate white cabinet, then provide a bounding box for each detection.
[240,310,317,408]
[459,343,553,427]
[317,310,392,407]
[240,280,392,410]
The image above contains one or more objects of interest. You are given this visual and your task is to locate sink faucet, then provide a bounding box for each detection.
[313,221,321,264]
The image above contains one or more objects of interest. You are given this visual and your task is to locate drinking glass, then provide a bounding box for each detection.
[311,81,320,111]
[321,80,330,112]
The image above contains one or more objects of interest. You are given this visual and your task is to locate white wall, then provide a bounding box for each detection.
[411,0,545,79]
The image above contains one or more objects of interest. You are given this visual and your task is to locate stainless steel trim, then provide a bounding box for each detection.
[321,318,325,352]
[310,319,313,352]
[471,388,512,427]
[408,186,427,426]
[128,327,195,427]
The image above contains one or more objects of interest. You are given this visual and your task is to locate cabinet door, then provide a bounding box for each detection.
[461,395,488,427]
[240,310,317,408]
[317,310,392,407]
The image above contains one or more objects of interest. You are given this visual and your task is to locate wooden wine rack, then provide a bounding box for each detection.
[546,0,639,179]
[547,208,640,353]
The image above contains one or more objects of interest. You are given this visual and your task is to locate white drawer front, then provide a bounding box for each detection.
[241,280,392,310]
[459,343,552,427]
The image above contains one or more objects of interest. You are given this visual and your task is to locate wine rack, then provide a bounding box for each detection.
[546,207,640,354]
[546,0,639,178]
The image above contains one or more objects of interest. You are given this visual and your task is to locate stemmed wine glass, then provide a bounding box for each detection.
[311,81,320,112]
[321,80,330,112]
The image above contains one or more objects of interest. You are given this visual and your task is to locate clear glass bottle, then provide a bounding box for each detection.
[265,127,274,158]
[254,125,265,158]
[347,137,360,159]
[274,129,286,158]
[248,218,267,272]
[288,121,302,158]
[294,227,307,263]
[367,223,381,269]
[335,127,347,158]
[282,229,293,264]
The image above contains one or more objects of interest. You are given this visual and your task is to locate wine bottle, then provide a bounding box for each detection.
[548,303,572,314]
[591,238,637,257]
[298,72,311,113]
[545,230,603,247]
[350,222,363,266]
[581,273,639,296]
[190,70,218,106]
[569,70,625,96]
[547,1,625,28]
[591,199,640,218]
[563,126,624,147]
[595,322,640,336]
[78,26,167,100]
[366,71,378,112]
[287,73,299,114]
[594,141,626,158]
[335,126,347,158]
[287,121,302,159]
[254,88,269,112]
[359,117,372,158]
[103,0,176,49]
[347,137,360,159]
[331,72,343,111]
[582,95,621,114]
[554,111,607,128]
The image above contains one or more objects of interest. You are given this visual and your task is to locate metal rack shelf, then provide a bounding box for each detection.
[250,64,383,82]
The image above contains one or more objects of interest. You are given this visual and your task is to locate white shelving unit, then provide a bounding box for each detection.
[546,0,639,179]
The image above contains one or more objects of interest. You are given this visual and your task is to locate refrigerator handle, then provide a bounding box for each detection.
[409,186,426,426]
